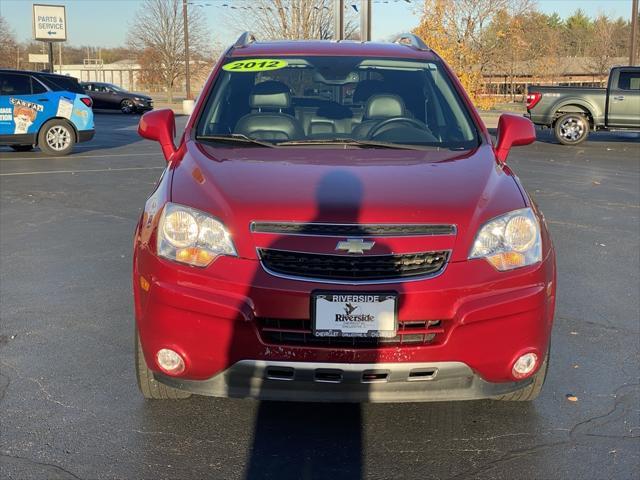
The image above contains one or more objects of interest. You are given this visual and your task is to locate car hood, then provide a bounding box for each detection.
[170,141,526,262]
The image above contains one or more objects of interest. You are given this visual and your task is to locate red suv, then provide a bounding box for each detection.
[133,33,556,402]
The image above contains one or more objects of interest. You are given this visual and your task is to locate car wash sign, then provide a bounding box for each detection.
[32,4,67,42]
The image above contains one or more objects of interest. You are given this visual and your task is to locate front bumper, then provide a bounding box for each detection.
[134,246,555,401]
[134,101,153,112]
[154,360,532,403]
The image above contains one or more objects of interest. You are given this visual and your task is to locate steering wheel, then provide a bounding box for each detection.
[367,117,428,139]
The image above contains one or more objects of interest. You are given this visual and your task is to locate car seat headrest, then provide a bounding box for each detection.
[249,81,291,110]
[364,94,406,119]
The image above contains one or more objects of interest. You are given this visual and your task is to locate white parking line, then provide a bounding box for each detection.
[0,166,165,177]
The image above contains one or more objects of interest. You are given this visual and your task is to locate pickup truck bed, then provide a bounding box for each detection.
[526,66,640,145]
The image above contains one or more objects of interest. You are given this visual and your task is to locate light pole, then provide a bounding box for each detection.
[360,0,371,41]
[333,0,345,40]
[631,0,638,66]
[183,0,191,100]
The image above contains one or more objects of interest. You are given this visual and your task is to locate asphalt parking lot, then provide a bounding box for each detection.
[1,112,638,480]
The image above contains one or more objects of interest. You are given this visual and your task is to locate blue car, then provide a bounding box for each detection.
[0,69,95,155]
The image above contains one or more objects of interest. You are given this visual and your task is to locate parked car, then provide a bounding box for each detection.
[526,66,640,145]
[81,82,153,114]
[133,33,556,403]
[0,69,94,155]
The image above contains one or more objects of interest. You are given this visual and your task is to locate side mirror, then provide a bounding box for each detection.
[138,109,176,162]
[494,114,536,163]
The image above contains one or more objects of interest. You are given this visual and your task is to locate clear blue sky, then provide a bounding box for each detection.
[0,0,634,48]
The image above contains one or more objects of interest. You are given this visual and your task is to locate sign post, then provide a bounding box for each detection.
[359,0,371,42]
[32,4,67,73]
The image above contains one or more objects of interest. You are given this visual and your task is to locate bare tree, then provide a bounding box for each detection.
[127,0,211,102]
[0,16,17,68]
[229,0,357,40]
[588,15,618,84]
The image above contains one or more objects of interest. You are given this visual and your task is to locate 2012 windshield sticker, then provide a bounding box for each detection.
[222,59,288,72]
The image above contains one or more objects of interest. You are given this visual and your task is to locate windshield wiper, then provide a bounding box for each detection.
[196,134,275,148]
[277,138,435,150]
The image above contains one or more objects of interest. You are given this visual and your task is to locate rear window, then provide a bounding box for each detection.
[38,74,84,94]
[617,71,640,91]
[196,56,479,150]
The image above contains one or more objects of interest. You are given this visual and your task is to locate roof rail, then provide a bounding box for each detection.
[392,33,430,51]
[233,31,257,49]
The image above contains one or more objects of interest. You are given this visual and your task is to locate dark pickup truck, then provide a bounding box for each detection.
[526,66,640,145]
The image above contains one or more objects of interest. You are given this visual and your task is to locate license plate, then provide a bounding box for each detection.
[312,292,397,338]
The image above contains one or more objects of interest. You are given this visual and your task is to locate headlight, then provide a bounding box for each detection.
[469,208,541,271]
[157,203,236,267]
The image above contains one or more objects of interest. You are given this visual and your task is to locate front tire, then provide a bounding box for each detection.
[554,113,589,145]
[121,99,135,114]
[38,119,75,156]
[135,329,191,400]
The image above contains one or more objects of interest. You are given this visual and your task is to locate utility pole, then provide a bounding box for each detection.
[47,42,54,73]
[631,0,638,66]
[333,0,345,40]
[360,0,372,41]
[183,0,191,100]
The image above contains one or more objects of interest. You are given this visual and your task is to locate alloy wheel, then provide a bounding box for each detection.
[121,100,134,114]
[45,125,72,151]
[559,116,586,142]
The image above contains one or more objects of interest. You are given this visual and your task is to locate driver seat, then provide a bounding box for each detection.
[351,94,407,139]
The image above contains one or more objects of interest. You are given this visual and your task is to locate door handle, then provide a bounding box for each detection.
[614,95,625,101]
[37,98,49,102]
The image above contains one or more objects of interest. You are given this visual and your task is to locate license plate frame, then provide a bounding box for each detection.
[311,291,398,338]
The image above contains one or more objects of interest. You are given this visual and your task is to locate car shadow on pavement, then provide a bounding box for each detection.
[229,170,396,479]
[134,393,543,479]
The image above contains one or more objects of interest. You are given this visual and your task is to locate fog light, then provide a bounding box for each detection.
[156,348,185,375]
[512,352,538,379]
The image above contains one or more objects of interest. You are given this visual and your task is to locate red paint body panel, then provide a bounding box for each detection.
[495,114,537,163]
[138,109,177,161]
[133,39,555,398]
[134,245,555,383]
[169,143,527,264]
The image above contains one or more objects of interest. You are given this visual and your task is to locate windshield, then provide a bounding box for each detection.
[107,83,127,93]
[196,56,479,150]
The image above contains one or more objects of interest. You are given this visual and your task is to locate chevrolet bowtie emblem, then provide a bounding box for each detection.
[335,238,375,254]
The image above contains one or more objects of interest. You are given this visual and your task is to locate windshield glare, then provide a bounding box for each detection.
[197,56,479,149]
[108,84,127,92]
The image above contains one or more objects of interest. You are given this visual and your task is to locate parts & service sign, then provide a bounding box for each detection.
[32,4,67,42]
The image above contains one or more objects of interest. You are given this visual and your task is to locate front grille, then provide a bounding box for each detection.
[251,222,455,237]
[259,249,449,281]
[258,318,446,348]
